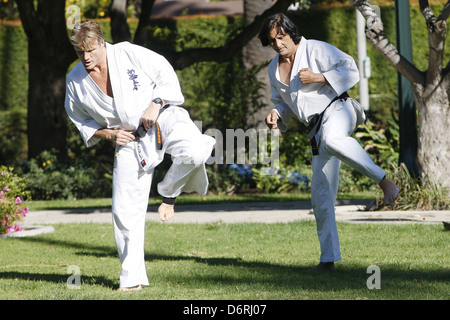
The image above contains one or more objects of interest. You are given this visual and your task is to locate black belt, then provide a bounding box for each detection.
[307,92,349,156]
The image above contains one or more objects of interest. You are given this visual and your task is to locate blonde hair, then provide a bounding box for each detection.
[70,20,104,49]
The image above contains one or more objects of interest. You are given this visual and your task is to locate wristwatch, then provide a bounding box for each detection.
[152,97,163,106]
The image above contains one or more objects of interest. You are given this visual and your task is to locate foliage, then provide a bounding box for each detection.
[355,119,399,167]
[0,0,19,20]
[206,164,255,195]
[19,150,111,200]
[0,108,27,165]
[252,166,310,194]
[0,166,30,234]
[0,23,28,112]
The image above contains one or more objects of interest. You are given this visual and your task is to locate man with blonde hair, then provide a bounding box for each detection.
[65,20,215,290]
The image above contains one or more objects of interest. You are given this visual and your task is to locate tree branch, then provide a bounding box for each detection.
[351,0,424,86]
[161,0,295,70]
[419,0,446,86]
[419,0,435,27]
[438,0,450,21]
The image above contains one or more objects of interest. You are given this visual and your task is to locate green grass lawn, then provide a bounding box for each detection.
[0,220,448,300]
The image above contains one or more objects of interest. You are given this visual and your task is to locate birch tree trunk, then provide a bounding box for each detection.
[351,0,450,189]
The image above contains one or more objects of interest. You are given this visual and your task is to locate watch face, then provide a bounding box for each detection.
[153,98,163,104]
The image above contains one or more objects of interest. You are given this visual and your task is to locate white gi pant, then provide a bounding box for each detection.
[311,99,385,263]
[112,107,214,288]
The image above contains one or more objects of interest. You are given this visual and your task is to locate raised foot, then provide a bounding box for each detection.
[158,203,175,222]
[379,178,400,207]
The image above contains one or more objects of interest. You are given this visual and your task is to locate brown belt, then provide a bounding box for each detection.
[133,122,162,150]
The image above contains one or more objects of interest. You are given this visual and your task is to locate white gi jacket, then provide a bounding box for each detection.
[269,37,365,130]
[65,41,188,171]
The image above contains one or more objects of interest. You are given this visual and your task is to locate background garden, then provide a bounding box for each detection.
[0,1,448,208]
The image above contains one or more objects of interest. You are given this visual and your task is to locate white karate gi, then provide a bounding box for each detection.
[269,37,385,262]
[65,42,215,287]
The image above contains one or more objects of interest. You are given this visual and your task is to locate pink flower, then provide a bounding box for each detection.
[21,207,29,217]
[6,225,16,233]
[15,197,22,204]
[4,186,10,192]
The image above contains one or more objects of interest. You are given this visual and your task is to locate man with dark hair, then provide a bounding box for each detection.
[259,13,301,47]
[259,13,399,271]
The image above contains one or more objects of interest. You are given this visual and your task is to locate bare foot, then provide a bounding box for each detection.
[379,177,400,207]
[117,285,142,292]
[158,203,175,222]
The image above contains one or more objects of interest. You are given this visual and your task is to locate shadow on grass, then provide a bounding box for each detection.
[9,232,449,296]
[143,252,450,295]
[0,270,117,289]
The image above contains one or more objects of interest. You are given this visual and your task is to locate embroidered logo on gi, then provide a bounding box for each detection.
[140,160,146,167]
[127,69,140,91]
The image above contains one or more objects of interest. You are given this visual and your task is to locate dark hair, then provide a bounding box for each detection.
[258,13,301,47]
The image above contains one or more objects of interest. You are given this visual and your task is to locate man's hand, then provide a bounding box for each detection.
[141,101,162,131]
[265,109,279,129]
[95,128,135,145]
[298,68,328,84]
[112,130,136,145]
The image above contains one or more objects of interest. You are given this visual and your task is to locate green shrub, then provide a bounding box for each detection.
[21,150,111,200]
[355,118,400,168]
[206,165,254,195]
[0,108,27,165]
[252,166,310,194]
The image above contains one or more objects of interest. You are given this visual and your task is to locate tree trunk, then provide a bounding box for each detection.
[134,0,156,45]
[414,81,450,188]
[351,0,450,189]
[110,0,132,43]
[15,0,77,160]
[243,0,275,128]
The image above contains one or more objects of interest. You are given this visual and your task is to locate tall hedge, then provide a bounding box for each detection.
[0,4,448,166]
